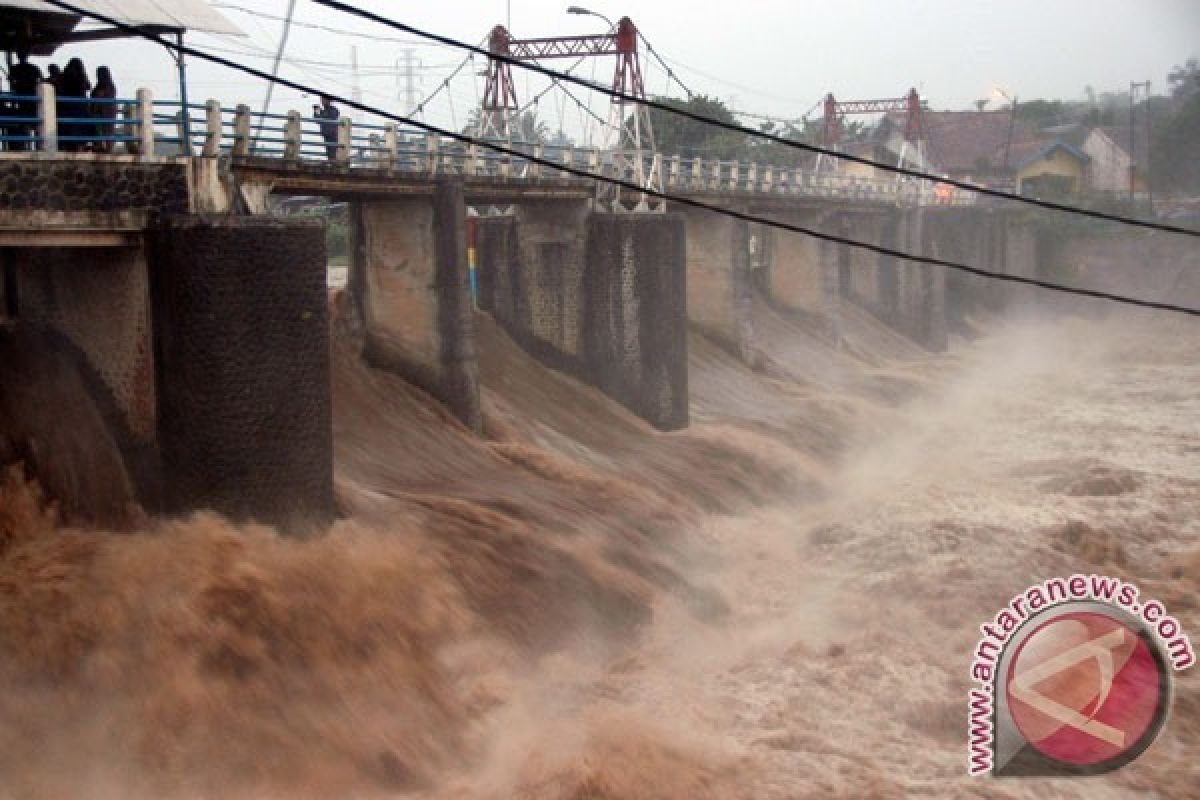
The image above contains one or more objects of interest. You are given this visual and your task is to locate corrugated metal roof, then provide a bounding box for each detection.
[0,0,242,35]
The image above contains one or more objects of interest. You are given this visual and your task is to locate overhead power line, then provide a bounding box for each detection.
[638,31,695,99]
[210,2,457,47]
[254,0,298,153]
[307,0,1200,239]
[37,0,1200,319]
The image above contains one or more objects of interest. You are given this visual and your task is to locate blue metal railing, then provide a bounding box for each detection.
[0,86,974,207]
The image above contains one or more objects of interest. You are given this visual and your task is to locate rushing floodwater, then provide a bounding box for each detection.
[1,300,1197,798]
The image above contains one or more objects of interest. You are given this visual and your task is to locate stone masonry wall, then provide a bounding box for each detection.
[0,158,189,214]
[150,216,333,529]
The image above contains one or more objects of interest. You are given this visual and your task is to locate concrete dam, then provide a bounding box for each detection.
[2,84,1200,800]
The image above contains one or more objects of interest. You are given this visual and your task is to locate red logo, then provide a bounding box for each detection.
[1005,611,1163,766]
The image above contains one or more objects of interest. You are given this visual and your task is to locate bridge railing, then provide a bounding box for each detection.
[0,84,151,154]
[0,87,976,207]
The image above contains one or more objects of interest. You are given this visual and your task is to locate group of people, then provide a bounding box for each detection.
[3,48,119,152]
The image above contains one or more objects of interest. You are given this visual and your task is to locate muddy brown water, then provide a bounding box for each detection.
[1,301,1197,798]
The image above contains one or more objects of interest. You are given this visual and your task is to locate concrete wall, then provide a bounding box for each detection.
[474,201,591,364]
[516,201,590,357]
[680,207,754,361]
[349,179,481,432]
[1044,230,1200,308]
[827,208,949,351]
[477,211,688,430]
[583,214,688,430]
[7,244,159,492]
[842,212,889,314]
[150,216,334,529]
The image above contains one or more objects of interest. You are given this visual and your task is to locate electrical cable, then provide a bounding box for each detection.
[639,31,695,99]
[307,0,1200,238]
[36,0,1200,318]
[404,48,477,120]
[210,2,458,47]
[252,0,297,153]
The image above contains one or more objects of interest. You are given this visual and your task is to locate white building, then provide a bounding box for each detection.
[1082,127,1146,194]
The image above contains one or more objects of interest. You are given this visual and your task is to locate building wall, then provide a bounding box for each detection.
[1017,151,1086,194]
[1082,130,1131,194]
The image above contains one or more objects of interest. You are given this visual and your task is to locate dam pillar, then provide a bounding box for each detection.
[476,209,688,431]
[680,206,755,363]
[894,208,946,351]
[1003,215,1038,309]
[836,207,946,352]
[760,210,842,343]
[150,216,335,528]
[583,214,688,430]
[349,178,481,432]
[475,199,590,360]
[842,211,889,318]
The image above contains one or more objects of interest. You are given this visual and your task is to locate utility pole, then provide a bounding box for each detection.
[1129,80,1151,207]
[1142,81,1153,213]
[351,45,362,104]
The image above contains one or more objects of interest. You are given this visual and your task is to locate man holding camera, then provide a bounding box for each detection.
[314,95,340,162]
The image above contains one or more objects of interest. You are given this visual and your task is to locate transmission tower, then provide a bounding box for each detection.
[397,48,421,110]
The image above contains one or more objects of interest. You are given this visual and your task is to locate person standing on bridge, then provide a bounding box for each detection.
[58,58,91,152]
[6,47,42,152]
[314,95,340,162]
[89,66,117,154]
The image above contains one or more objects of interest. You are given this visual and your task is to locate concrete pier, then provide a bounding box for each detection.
[476,208,688,431]
[348,179,482,432]
[150,216,334,527]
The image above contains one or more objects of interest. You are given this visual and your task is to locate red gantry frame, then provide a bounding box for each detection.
[480,17,660,210]
[820,88,926,173]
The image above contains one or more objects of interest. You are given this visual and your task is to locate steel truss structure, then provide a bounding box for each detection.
[481,16,662,211]
[819,88,926,175]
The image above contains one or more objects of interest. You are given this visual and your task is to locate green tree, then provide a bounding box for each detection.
[643,94,747,160]
[462,109,549,145]
[1151,58,1200,193]
[1167,57,1200,99]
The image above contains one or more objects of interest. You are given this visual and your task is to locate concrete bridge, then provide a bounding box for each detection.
[0,88,1036,529]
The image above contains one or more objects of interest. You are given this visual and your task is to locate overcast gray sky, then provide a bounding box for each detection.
[42,0,1200,141]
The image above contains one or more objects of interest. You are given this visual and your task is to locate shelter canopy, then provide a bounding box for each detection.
[0,0,242,54]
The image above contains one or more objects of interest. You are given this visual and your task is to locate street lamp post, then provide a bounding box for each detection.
[566,5,614,30]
